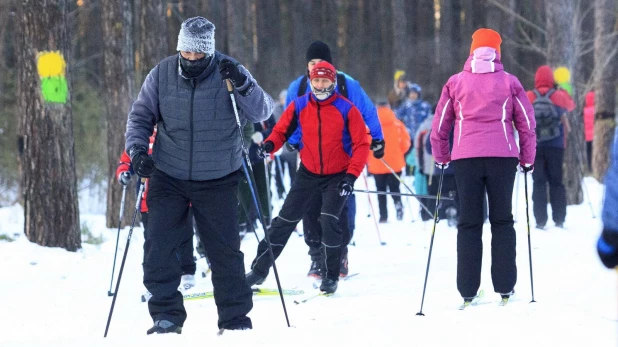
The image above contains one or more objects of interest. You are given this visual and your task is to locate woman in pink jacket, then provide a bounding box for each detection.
[430,29,536,304]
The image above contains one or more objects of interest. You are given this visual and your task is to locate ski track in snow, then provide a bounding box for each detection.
[0,176,615,346]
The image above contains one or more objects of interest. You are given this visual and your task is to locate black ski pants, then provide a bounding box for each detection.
[142,208,196,275]
[144,169,252,329]
[532,147,566,226]
[274,153,298,196]
[251,166,348,281]
[303,194,352,263]
[452,157,518,298]
[237,159,271,227]
[374,172,402,221]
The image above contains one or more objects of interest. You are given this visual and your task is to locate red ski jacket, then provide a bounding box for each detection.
[266,92,369,178]
[116,134,155,213]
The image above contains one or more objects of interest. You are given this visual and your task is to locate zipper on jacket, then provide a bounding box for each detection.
[189,79,196,180]
[317,102,324,175]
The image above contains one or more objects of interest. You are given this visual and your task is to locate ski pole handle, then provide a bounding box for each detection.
[226,79,233,92]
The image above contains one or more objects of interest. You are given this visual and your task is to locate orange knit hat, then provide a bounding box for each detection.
[470,28,502,55]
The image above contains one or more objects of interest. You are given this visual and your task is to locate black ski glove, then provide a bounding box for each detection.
[337,174,357,196]
[219,59,247,87]
[129,145,155,178]
[598,229,618,269]
[257,141,275,159]
[370,139,385,159]
[118,171,131,186]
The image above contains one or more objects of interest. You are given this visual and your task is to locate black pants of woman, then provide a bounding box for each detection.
[452,157,518,298]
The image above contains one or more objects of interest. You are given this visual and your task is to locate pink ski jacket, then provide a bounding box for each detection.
[430,47,536,165]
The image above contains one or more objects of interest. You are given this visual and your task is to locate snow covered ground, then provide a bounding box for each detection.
[0,174,615,347]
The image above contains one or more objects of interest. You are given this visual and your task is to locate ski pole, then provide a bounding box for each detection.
[416,166,445,316]
[226,80,290,327]
[107,184,128,296]
[362,172,386,246]
[238,190,260,243]
[264,157,273,224]
[514,172,520,222]
[354,189,452,200]
[582,177,596,218]
[523,172,536,303]
[379,158,434,218]
[104,179,146,337]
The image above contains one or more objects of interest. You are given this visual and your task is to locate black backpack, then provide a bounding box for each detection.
[532,89,561,142]
[298,73,348,99]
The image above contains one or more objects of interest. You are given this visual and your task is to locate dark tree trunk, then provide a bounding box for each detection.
[138,0,168,83]
[592,0,617,181]
[391,0,408,74]
[17,0,81,251]
[102,0,137,228]
[545,0,584,205]
[226,0,252,70]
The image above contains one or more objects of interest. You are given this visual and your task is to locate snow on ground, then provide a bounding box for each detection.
[0,175,615,347]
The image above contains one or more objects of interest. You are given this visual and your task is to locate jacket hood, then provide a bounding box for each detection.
[377,106,397,126]
[463,47,503,74]
[534,65,555,89]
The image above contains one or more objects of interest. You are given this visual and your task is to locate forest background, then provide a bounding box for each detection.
[0,0,616,250]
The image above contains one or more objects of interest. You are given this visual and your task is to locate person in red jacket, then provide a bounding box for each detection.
[526,65,575,229]
[583,91,595,171]
[116,128,201,289]
[245,61,370,294]
[366,102,411,222]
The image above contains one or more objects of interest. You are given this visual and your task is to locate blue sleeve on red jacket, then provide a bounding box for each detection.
[340,72,383,141]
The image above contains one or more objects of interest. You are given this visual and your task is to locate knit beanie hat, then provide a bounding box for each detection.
[305,41,332,63]
[177,17,215,56]
[394,70,406,82]
[470,28,502,55]
[310,61,336,83]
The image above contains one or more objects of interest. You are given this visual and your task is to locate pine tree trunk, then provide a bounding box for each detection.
[103,0,137,228]
[16,0,81,251]
[592,0,617,181]
[139,0,168,83]
[545,0,584,205]
[391,0,408,73]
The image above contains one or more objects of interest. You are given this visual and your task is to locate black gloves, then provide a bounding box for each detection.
[219,59,247,87]
[337,174,357,196]
[370,139,385,159]
[518,162,534,173]
[257,141,275,159]
[598,229,618,269]
[435,162,450,170]
[129,145,155,178]
[118,171,131,186]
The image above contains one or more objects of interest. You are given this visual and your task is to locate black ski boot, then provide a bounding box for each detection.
[246,269,267,286]
[307,259,324,279]
[320,278,338,294]
[147,320,182,335]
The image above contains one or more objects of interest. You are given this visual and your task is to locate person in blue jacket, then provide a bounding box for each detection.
[597,129,618,268]
[286,41,384,278]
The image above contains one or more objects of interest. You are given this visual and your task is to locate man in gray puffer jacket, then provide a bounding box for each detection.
[125,16,273,335]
